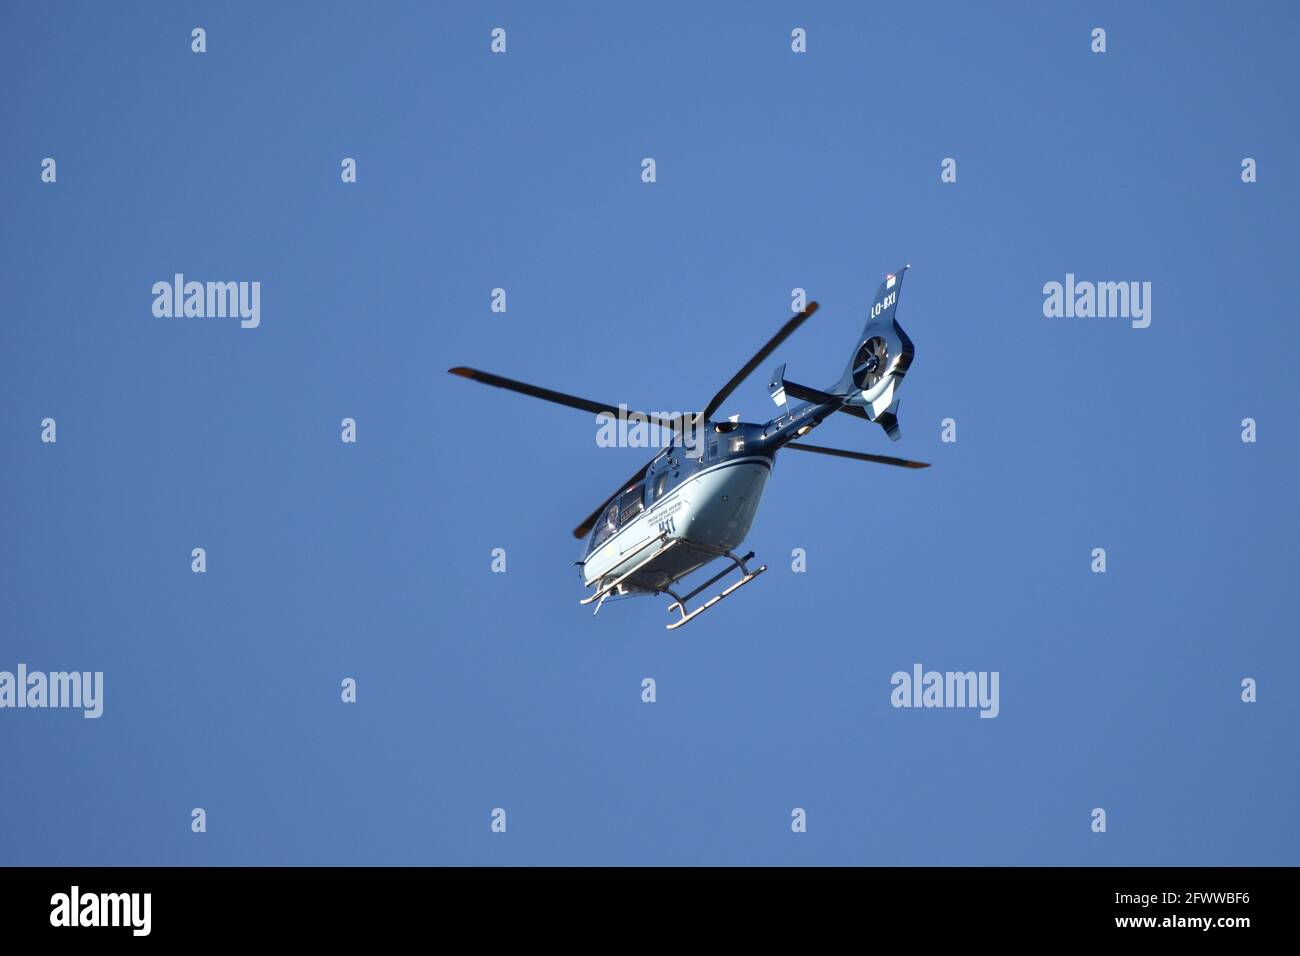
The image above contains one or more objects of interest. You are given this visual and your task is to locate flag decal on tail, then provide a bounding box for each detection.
[885,272,896,289]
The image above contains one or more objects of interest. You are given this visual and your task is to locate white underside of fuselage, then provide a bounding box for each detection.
[581,455,772,593]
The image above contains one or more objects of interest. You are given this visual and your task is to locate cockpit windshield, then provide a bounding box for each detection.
[591,502,619,550]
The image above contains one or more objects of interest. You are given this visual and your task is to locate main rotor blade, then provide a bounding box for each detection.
[784,441,930,469]
[701,302,819,422]
[572,460,652,540]
[448,367,683,430]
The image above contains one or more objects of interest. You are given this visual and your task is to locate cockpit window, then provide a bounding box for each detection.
[590,502,620,550]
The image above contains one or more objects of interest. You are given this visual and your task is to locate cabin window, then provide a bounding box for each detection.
[654,472,668,501]
[618,483,646,525]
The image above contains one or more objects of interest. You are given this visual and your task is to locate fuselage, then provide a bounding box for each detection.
[578,393,844,593]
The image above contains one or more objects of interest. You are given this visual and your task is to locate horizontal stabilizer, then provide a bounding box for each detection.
[771,372,871,421]
[782,379,837,406]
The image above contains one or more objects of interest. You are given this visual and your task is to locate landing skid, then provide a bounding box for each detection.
[580,536,767,630]
[661,547,766,631]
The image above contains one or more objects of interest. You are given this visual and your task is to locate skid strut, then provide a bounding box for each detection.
[663,549,766,631]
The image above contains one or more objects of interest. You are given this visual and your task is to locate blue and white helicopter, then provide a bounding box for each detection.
[450,266,929,629]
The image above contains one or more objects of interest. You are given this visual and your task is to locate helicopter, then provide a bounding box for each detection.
[449,265,929,630]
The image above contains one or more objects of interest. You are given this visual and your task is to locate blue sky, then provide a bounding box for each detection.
[1,1,1296,865]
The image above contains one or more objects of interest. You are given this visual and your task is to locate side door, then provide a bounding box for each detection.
[616,481,652,556]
